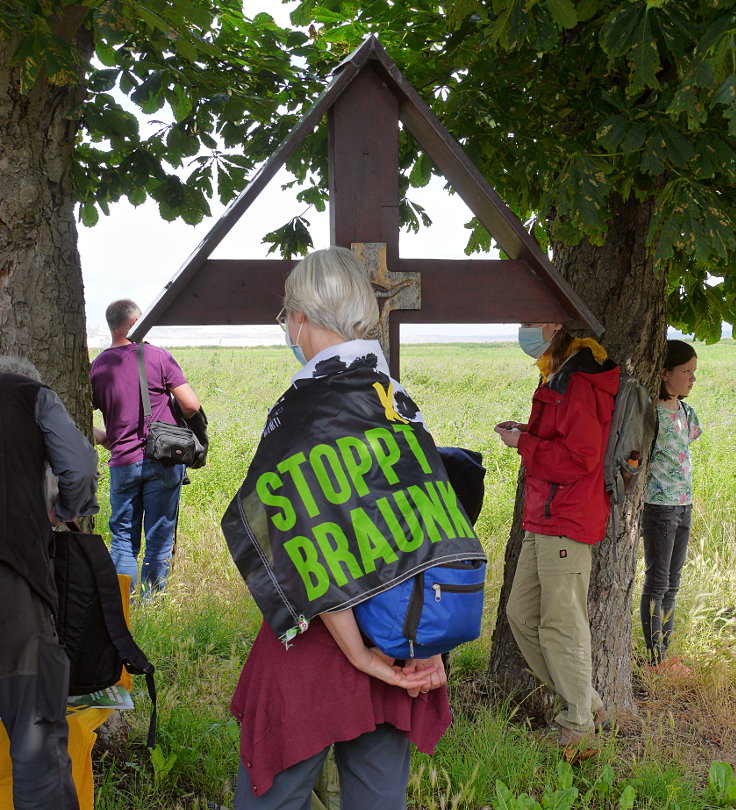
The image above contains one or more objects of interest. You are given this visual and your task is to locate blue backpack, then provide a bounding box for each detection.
[353,447,486,659]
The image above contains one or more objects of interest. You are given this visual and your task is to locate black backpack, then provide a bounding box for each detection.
[53,526,157,747]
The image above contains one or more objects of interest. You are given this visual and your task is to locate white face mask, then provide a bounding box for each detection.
[285,318,307,365]
[518,326,550,359]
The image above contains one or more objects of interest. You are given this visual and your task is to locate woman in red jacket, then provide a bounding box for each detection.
[495,322,619,747]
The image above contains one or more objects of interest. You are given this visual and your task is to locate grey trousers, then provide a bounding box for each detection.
[506,532,602,733]
[233,723,411,810]
[0,564,78,810]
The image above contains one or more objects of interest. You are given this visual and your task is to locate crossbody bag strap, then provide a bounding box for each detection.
[136,343,152,423]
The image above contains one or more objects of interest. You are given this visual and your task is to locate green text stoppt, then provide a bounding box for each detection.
[255,424,475,600]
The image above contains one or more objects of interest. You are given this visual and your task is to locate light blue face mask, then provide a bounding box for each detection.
[285,319,307,365]
[518,326,549,359]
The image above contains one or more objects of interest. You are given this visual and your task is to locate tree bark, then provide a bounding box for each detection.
[0,10,92,431]
[487,193,668,717]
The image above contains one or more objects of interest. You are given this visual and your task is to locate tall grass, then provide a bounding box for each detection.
[91,341,736,808]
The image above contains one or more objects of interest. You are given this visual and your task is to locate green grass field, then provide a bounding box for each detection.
[91,341,736,809]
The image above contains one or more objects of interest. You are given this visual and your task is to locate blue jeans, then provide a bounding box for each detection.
[109,459,184,594]
[640,503,692,664]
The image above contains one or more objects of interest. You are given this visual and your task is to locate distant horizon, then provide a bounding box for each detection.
[86,322,719,349]
[86,323,522,348]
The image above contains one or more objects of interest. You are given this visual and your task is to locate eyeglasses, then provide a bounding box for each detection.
[276,308,288,332]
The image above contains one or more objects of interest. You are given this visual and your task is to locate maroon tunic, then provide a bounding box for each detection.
[230,619,453,797]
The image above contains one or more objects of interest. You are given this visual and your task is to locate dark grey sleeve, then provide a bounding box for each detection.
[35,387,99,521]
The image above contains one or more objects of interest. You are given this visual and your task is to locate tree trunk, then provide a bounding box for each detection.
[0,11,92,431]
[487,193,668,717]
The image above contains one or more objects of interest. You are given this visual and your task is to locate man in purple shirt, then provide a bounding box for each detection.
[90,300,200,595]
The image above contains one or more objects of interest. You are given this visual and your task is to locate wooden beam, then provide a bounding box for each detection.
[153,260,294,325]
[329,65,400,266]
[153,257,565,326]
[130,34,603,353]
[397,259,568,323]
[362,39,603,335]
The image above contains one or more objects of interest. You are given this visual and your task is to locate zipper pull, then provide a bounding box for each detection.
[433,583,441,602]
[409,639,414,658]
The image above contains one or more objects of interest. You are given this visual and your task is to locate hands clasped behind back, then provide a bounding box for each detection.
[320,610,446,697]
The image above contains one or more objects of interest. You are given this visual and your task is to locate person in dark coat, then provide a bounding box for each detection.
[0,356,99,810]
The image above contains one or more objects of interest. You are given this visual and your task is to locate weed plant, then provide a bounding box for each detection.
[91,342,736,808]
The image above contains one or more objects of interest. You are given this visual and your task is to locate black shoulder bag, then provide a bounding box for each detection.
[136,343,208,468]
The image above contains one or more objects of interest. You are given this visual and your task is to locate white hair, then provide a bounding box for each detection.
[284,247,379,341]
[0,355,42,381]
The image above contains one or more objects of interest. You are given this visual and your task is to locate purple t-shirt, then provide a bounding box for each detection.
[90,343,188,467]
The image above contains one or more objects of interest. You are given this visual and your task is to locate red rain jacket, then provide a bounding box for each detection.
[517,347,620,545]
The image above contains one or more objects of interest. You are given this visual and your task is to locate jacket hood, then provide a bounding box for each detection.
[546,347,620,397]
[536,337,607,380]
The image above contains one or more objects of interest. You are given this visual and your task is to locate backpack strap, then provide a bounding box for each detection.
[136,343,153,426]
[651,400,691,452]
[610,502,622,538]
[72,530,157,748]
[681,400,693,433]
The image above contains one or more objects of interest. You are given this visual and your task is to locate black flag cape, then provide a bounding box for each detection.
[221,347,486,645]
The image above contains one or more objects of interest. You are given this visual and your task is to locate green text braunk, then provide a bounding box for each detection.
[255,424,474,599]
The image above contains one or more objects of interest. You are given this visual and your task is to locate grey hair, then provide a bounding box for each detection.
[0,355,42,381]
[105,299,141,335]
[283,247,379,340]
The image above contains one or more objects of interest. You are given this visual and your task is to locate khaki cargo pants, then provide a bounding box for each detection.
[506,532,603,733]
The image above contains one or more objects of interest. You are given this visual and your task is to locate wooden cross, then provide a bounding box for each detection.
[130,38,599,379]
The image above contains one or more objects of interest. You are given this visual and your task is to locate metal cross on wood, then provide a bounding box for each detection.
[131,37,600,379]
[352,242,421,362]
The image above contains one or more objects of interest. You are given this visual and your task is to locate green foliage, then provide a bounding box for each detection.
[707,761,736,807]
[412,686,720,808]
[464,217,493,255]
[491,761,581,810]
[148,744,177,788]
[0,0,83,92]
[1,0,318,234]
[262,215,314,259]
[6,0,736,336]
[581,764,615,804]
[285,0,736,341]
[400,197,432,234]
[408,152,434,189]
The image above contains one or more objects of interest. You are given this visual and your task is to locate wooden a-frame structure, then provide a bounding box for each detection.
[130,36,601,377]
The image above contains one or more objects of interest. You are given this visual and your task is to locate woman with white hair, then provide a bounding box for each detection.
[222,246,475,809]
